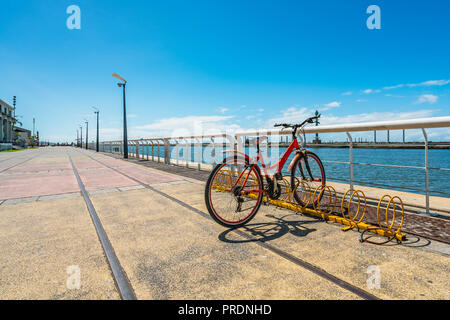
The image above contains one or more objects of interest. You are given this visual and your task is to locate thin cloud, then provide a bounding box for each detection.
[129,114,249,139]
[351,79,450,98]
[383,84,405,90]
[324,101,341,108]
[383,79,450,90]
[266,106,311,127]
[319,101,341,111]
[362,89,380,94]
[320,109,437,125]
[408,80,450,87]
[415,94,438,104]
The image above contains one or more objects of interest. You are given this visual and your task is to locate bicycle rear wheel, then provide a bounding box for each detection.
[291,151,326,207]
[205,156,264,228]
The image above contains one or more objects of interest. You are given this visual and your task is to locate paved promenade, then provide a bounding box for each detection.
[0,147,448,300]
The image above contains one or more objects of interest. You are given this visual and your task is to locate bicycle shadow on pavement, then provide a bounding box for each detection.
[218,213,319,244]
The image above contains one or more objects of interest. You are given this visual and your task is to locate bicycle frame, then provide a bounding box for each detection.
[227,137,302,195]
[255,138,299,177]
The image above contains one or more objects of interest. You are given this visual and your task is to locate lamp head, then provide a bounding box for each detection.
[112,73,127,83]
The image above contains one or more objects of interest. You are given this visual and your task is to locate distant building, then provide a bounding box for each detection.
[0,98,17,143]
[13,127,32,147]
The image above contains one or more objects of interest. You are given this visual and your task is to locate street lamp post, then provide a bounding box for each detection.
[85,120,89,150]
[113,73,128,159]
[80,125,83,148]
[93,107,99,152]
[77,129,79,148]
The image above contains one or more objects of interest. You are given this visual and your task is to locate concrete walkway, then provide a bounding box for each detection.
[0,147,448,300]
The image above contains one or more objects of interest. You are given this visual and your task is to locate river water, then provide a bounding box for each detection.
[125,144,450,198]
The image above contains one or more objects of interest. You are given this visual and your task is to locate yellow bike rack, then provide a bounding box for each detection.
[312,185,337,216]
[340,189,367,231]
[210,166,406,242]
[376,195,405,240]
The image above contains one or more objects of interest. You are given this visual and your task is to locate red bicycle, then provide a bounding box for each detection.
[205,115,326,228]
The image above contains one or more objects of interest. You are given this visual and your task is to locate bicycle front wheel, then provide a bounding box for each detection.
[205,156,264,228]
[291,151,326,207]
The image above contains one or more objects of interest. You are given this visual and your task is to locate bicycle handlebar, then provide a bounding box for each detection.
[274,114,321,129]
[274,123,289,128]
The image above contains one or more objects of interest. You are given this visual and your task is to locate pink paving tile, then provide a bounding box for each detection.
[72,159,104,169]
[8,162,72,172]
[76,167,139,191]
[114,166,184,185]
[0,158,34,172]
[0,171,79,200]
[97,158,134,168]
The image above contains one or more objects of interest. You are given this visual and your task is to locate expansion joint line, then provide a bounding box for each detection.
[67,152,137,300]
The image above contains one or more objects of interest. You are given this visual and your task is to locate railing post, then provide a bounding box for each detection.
[422,128,430,214]
[185,139,189,168]
[346,132,354,191]
[175,139,179,166]
[164,138,170,165]
[196,138,201,170]
[135,141,140,159]
[211,137,215,165]
[151,141,154,161]
[157,140,161,163]
[235,135,242,158]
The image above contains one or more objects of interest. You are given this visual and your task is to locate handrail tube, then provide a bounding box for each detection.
[234,116,450,136]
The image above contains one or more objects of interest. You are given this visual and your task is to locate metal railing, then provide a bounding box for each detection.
[93,116,450,214]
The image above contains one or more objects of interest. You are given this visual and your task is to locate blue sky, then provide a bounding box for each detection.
[0,0,449,142]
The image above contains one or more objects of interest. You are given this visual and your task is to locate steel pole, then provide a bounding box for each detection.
[122,84,128,159]
[85,122,88,150]
[422,128,430,214]
[346,132,354,191]
[96,111,99,152]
